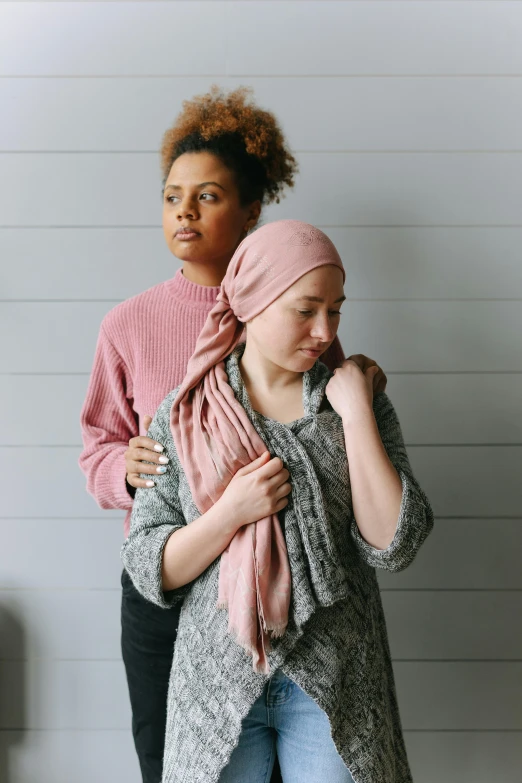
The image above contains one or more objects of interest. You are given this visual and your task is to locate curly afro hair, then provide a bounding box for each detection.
[160,86,298,205]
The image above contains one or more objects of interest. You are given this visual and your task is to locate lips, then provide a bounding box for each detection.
[300,347,324,358]
[175,227,201,239]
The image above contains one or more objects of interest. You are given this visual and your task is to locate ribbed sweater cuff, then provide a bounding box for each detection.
[106,449,134,512]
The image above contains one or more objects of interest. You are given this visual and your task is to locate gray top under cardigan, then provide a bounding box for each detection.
[122,348,434,783]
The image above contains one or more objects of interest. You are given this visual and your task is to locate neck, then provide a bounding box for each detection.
[181,258,230,287]
[239,341,303,394]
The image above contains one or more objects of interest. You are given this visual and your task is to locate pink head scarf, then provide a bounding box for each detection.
[170,220,345,672]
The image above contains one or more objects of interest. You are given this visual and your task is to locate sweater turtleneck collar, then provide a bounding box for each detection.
[165,269,222,310]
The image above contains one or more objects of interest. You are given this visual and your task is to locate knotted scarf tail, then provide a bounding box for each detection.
[217,519,290,675]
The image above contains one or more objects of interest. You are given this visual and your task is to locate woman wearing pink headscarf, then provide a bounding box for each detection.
[122,220,433,783]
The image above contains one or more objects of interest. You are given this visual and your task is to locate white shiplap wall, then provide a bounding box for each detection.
[1,2,521,782]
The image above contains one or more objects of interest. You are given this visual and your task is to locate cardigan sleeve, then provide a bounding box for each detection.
[121,390,191,609]
[350,392,434,572]
[79,321,138,511]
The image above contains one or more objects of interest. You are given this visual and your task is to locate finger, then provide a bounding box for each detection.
[127,473,155,489]
[346,353,368,372]
[365,365,380,380]
[275,482,292,500]
[130,436,164,453]
[256,456,285,479]
[128,461,163,476]
[369,367,381,392]
[341,358,363,372]
[375,370,387,395]
[143,415,153,433]
[267,468,290,488]
[236,452,271,477]
[274,497,289,512]
[133,447,169,465]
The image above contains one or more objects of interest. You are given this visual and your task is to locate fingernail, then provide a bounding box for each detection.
[145,480,155,487]
[153,444,164,453]
[158,456,169,464]
[156,466,167,474]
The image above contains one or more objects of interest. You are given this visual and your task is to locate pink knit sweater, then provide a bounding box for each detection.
[79,270,345,535]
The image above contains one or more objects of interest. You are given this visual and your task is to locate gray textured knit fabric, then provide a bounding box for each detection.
[122,348,433,783]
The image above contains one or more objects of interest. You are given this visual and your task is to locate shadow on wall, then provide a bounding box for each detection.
[0,603,27,783]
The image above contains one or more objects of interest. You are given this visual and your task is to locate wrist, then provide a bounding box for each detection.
[211,495,242,537]
[341,404,375,430]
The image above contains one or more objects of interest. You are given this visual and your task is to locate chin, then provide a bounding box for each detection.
[287,354,318,373]
[171,243,201,262]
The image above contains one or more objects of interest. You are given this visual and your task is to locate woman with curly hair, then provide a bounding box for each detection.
[79,88,387,782]
[122,220,433,782]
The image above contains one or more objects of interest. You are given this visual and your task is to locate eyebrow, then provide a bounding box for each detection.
[164,181,226,192]
[296,295,346,304]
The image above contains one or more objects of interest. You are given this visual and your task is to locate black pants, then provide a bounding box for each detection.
[121,569,282,783]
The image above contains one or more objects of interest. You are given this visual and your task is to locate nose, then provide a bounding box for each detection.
[310,313,336,343]
[176,196,198,221]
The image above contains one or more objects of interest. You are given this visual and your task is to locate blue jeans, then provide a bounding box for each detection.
[219,670,355,783]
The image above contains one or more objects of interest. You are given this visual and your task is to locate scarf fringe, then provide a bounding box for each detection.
[217,601,287,639]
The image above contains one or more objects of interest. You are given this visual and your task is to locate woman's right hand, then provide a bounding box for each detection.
[125,415,169,489]
[217,452,291,532]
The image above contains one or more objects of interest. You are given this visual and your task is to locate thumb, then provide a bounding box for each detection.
[236,451,271,477]
[366,366,382,395]
[143,415,153,433]
[365,366,380,390]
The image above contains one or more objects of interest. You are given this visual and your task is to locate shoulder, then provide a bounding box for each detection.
[151,386,180,427]
[372,392,396,419]
[146,387,180,442]
[313,360,333,395]
[100,281,170,344]
[154,387,180,420]
[138,387,182,474]
[316,360,333,383]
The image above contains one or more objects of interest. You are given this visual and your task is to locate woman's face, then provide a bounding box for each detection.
[163,151,260,276]
[246,265,345,373]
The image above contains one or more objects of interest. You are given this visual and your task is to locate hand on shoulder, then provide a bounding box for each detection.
[325,359,379,425]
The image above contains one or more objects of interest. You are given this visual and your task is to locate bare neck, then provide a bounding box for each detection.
[239,341,304,424]
[181,259,229,287]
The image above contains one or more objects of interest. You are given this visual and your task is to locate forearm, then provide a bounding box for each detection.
[343,408,403,550]
[79,443,133,511]
[162,499,238,590]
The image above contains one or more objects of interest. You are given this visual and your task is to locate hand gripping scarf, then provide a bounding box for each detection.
[170,220,345,673]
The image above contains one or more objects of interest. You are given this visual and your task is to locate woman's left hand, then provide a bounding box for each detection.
[346,354,387,396]
[325,359,380,424]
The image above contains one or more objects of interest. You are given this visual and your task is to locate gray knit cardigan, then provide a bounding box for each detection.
[122,348,433,783]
